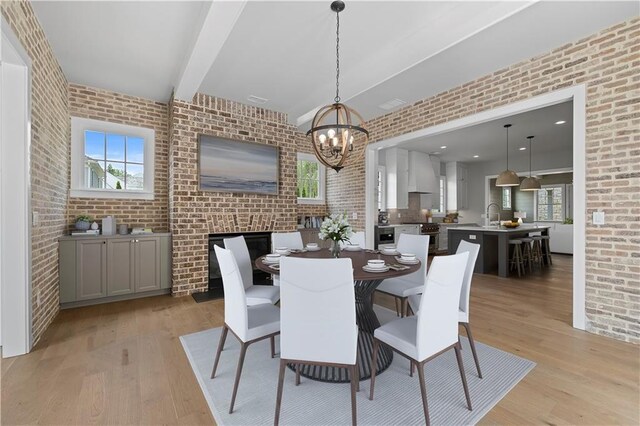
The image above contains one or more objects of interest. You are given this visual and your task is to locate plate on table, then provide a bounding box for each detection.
[343,245,362,252]
[395,256,419,265]
[262,257,280,265]
[268,264,280,271]
[380,249,399,256]
[362,265,390,273]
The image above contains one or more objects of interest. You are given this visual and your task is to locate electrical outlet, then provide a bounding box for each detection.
[398,213,402,218]
[593,211,605,225]
[352,212,357,220]
[36,290,41,307]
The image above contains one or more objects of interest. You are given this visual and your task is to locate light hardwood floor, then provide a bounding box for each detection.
[2,255,638,425]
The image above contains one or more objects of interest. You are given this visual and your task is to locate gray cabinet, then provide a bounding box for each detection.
[59,234,171,308]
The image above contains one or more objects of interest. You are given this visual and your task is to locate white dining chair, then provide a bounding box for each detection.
[210,245,280,414]
[340,231,366,249]
[274,256,359,426]
[271,232,304,287]
[375,234,429,317]
[224,236,280,306]
[408,240,482,378]
[369,252,472,426]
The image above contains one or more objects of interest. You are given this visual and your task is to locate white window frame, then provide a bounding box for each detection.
[70,117,155,200]
[535,183,568,222]
[438,175,446,213]
[377,165,387,212]
[296,153,325,205]
[502,187,512,209]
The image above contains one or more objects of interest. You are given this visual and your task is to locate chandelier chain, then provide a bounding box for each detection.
[335,9,340,103]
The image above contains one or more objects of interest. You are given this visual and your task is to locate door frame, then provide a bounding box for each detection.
[1,17,33,357]
[365,85,587,330]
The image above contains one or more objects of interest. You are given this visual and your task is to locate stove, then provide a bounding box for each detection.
[404,223,440,254]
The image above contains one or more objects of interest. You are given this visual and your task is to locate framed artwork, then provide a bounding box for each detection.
[198,135,279,195]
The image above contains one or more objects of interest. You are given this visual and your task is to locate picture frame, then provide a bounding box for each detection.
[198,135,279,195]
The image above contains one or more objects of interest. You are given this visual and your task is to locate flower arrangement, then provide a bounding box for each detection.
[319,213,353,257]
[75,214,93,230]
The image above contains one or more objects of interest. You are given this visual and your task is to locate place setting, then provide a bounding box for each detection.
[362,259,389,273]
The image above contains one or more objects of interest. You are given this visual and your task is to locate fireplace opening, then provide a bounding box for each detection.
[192,232,273,303]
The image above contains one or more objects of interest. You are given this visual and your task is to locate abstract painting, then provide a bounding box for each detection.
[198,135,279,195]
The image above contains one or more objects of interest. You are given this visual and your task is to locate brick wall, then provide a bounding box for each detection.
[67,84,169,232]
[169,94,316,296]
[1,1,69,344]
[327,18,640,343]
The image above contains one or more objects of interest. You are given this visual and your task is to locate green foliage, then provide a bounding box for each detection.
[115,181,122,190]
[563,217,573,224]
[297,159,320,198]
[75,214,92,222]
[107,163,125,179]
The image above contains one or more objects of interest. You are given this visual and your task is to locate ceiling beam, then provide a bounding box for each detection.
[173,1,247,102]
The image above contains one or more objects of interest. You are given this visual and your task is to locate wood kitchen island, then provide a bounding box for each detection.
[448,225,551,277]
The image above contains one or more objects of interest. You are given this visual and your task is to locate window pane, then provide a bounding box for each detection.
[127,137,144,163]
[84,158,105,189]
[502,187,511,209]
[106,162,125,189]
[85,131,105,160]
[106,134,125,161]
[297,159,320,199]
[126,164,144,190]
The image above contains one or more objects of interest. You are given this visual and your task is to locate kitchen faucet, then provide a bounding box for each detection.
[486,203,501,226]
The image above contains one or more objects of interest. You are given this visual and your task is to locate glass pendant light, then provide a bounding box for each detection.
[496,124,520,186]
[520,135,541,191]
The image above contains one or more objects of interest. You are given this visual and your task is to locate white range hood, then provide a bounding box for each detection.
[408,151,439,194]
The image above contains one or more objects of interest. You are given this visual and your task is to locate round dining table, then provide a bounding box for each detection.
[255,248,421,383]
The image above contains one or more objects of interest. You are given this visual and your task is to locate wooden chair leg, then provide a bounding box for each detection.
[295,364,301,386]
[369,339,379,400]
[454,343,473,411]
[270,335,276,358]
[355,358,360,392]
[461,322,482,378]
[274,359,286,426]
[350,365,358,426]
[229,342,248,414]
[416,361,431,426]
[394,297,401,316]
[402,298,409,318]
[410,360,414,377]
[211,325,229,379]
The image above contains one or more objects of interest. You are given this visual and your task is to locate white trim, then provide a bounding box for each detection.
[1,17,33,357]
[296,152,326,204]
[365,85,587,331]
[70,117,155,199]
[365,149,378,250]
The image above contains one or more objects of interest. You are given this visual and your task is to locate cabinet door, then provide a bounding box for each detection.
[107,239,135,296]
[76,239,107,300]
[457,164,468,210]
[134,237,161,292]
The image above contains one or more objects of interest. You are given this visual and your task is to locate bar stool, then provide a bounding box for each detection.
[540,235,552,266]
[531,236,544,268]
[518,237,534,273]
[509,239,525,277]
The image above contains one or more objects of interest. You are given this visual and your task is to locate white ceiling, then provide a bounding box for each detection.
[398,100,573,163]
[31,1,638,129]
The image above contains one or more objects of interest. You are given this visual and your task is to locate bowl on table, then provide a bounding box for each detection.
[400,253,416,261]
[367,259,386,269]
[275,247,290,255]
[344,244,361,251]
[264,254,281,264]
[380,246,398,255]
[305,243,320,251]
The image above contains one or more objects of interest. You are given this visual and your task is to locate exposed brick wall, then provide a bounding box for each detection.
[67,84,169,232]
[169,94,314,296]
[1,1,69,344]
[328,18,640,343]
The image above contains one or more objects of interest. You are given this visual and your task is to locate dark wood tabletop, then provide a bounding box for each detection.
[255,248,421,281]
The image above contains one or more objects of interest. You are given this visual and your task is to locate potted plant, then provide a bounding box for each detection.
[318,213,353,258]
[75,214,92,230]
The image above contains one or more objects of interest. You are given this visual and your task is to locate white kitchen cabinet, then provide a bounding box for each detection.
[446,162,468,211]
[394,224,420,244]
[384,148,409,209]
[533,222,573,254]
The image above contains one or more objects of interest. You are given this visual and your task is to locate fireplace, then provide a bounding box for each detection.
[192,232,273,303]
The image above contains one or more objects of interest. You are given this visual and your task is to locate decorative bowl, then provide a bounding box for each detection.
[503,222,520,228]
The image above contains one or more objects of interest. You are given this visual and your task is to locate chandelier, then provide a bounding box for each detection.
[520,135,541,191]
[307,0,369,172]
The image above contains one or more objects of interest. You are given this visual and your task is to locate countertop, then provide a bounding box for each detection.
[448,225,550,233]
[59,232,171,241]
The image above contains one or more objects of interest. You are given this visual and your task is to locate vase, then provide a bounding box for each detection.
[75,220,90,230]
[330,240,341,258]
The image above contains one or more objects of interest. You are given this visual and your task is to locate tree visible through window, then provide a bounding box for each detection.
[537,185,565,221]
[84,130,144,191]
[296,154,325,202]
[502,187,512,209]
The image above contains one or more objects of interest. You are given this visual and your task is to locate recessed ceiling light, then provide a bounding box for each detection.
[378,98,407,110]
[473,155,479,158]
[440,145,447,149]
[431,151,441,155]
[519,147,527,151]
[247,95,268,104]
[555,120,566,125]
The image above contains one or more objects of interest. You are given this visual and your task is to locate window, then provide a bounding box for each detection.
[536,184,567,221]
[71,117,154,199]
[502,187,512,209]
[438,176,446,213]
[296,153,325,204]
[377,166,386,211]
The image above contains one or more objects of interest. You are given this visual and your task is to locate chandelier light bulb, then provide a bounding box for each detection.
[318,134,327,143]
[332,137,338,147]
[327,129,336,138]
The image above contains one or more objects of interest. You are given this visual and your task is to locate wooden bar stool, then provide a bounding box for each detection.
[518,237,534,273]
[509,239,525,277]
[531,236,544,268]
[540,235,552,266]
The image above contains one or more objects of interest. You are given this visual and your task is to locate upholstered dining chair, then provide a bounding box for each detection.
[375,234,429,317]
[224,236,280,306]
[210,245,280,414]
[340,231,366,249]
[369,252,472,426]
[274,256,359,426]
[408,240,482,378]
[270,232,304,287]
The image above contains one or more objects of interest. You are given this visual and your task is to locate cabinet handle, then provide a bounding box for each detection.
[103,241,106,244]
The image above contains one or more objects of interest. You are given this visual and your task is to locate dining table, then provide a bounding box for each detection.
[255,247,421,383]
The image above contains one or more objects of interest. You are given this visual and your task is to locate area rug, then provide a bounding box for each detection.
[180,306,535,425]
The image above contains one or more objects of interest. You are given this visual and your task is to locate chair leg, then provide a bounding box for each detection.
[461,322,482,379]
[410,360,414,377]
[394,297,401,316]
[295,364,301,386]
[416,361,431,426]
[211,325,228,379]
[270,335,276,358]
[454,343,472,411]
[274,359,286,426]
[229,342,248,414]
[355,357,360,392]
[402,298,409,318]
[350,365,358,426]
[369,339,379,400]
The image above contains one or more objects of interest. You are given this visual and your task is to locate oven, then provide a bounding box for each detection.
[419,223,440,255]
[374,226,395,249]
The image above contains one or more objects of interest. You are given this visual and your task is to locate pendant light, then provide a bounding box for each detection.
[520,135,541,191]
[306,1,369,172]
[496,124,520,186]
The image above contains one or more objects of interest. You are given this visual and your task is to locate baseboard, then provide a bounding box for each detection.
[60,288,171,309]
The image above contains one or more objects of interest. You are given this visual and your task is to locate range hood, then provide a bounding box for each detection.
[408,151,439,194]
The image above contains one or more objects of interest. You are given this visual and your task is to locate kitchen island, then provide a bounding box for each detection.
[448,225,550,277]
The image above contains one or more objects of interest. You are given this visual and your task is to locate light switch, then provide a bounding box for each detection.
[32,211,39,226]
[593,211,605,225]
[398,213,402,218]
[469,234,477,240]
[352,212,357,220]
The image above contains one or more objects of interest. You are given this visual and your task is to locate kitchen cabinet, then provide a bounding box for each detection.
[394,224,420,244]
[446,162,468,211]
[384,148,409,209]
[59,233,171,307]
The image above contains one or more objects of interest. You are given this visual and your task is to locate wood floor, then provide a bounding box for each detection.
[2,255,639,425]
